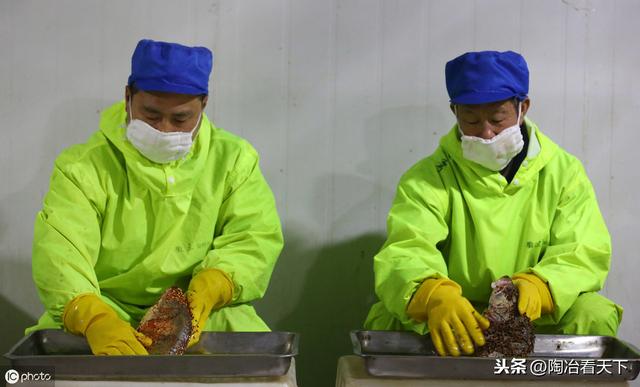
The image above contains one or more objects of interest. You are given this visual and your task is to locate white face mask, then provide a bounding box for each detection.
[457,103,524,171]
[126,101,201,164]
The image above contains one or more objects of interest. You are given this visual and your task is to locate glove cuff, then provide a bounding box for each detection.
[62,293,117,336]
[192,268,234,308]
[513,273,554,314]
[407,277,461,322]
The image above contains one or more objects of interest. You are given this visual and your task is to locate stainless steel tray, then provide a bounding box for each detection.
[351,330,640,380]
[5,329,298,381]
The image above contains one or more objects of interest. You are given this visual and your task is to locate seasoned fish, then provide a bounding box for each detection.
[137,287,193,355]
[476,276,535,357]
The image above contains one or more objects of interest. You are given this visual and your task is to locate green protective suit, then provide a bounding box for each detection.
[365,118,622,335]
[27,101,283,334]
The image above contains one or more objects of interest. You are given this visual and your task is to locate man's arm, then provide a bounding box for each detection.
[374,173,450,326]
[193,142,283,304]
[32,155,151,355]
[529,161,612,322]
[32,160,103,323]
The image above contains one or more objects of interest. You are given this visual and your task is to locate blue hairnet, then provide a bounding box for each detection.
[445,51,528,104]
[128,39,213,95]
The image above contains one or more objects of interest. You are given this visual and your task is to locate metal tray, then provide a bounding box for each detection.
[351,330,640,380]
[5,329,298,381]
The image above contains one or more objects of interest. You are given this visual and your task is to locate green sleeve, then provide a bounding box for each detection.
[532,162,612,322]
[32,160,103,323]
[195,143,283,304]
[374,172,449,325]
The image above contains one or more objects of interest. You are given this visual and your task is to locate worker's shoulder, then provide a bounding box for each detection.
[537,130,586,179]
[393,149,451,212]
[391,150,451,212]
[53,130,116,177]
[207,124,260,165]
[399,147,450,188]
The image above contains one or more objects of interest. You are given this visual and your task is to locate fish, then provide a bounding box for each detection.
[137,286,193,355]
[476,276,535,357]
[484,276,519,323]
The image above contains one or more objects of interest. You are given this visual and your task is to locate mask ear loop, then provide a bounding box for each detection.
[127,93,137,123]
[191,113,202,135]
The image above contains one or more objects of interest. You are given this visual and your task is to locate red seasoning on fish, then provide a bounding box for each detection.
[137,287,193,355]
[476,276,535,357]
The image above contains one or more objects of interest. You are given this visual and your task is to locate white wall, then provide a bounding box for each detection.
[1,1,638,386]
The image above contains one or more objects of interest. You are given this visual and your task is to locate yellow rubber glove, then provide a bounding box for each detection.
[63,293,151,355]
[512,273,554,321]
[186,269,234,347]
[408,278,490,357]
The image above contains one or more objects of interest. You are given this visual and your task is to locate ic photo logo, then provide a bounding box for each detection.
[4,368,53,384]
[4,369,19,384]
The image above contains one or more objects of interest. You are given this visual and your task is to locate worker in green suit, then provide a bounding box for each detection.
[28,39,284,355]
[364,51,622,357]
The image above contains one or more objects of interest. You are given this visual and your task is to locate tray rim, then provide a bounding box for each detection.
[5,329,300,360]
[350,329,640,359]
[4,330,300,380]
[350,330,640,380]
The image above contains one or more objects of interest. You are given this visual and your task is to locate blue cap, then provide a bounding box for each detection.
[445,51,528,104]
[128,39,213,95]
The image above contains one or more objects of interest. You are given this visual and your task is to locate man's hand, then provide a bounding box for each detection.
[408,278,490,356]
[63,293,151,355]
[512,273,554,321]
[186,269,233,347]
